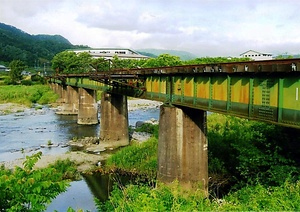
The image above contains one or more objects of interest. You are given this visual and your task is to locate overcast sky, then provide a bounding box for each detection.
[1,0,300,57]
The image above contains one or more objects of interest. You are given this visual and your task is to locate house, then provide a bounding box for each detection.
[0,65,9,72]
[240,50,273,61]
[71,48,149,60]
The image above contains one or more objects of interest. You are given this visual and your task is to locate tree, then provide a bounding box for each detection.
[90,57,111,72]
[275,55,294,59]
[9,60,26,84]
[51,51,76,73]
[51,51,92,74]
[143,54,182,68]
[76,52,92,73]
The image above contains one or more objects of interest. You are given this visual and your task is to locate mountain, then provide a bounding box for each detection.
[137,48,198,60]
[0,22,78,66]
[34,34,72,44]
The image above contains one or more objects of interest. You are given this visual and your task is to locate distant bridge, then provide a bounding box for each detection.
[48,58,300,195]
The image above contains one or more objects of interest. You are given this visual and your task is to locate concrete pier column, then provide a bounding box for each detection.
[99,92,129,148]
[49,82,55,92]
[77,87,98,125]
[56,86,79,115]
[55,84,65,103]
[157,105,208,195]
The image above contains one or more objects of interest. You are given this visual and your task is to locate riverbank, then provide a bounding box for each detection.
[1,151,108,172]
[0,98,162,172]
[127,98,162,111]
[0,103,29,115]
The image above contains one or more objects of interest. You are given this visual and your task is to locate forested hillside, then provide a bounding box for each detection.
[0,23,86,66]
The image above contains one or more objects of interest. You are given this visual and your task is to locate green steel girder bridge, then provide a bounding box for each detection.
[48,58,300,194]
[49,58,300,129]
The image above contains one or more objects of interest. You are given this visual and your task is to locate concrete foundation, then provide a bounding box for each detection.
[56,86,79,115]
[157,105,208,195]
[77,88,98,125]
[99,92,129,148]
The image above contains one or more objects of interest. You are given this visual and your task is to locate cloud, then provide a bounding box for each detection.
[1,0,300,56]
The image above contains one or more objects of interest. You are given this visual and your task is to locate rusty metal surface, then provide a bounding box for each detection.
[50,59,300,80]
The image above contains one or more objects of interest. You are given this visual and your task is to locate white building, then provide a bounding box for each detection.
[72,48,149,60]
[240,50,273,61]
[0,65,9,72]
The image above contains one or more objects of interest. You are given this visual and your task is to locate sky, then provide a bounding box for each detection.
[1,0,300,57]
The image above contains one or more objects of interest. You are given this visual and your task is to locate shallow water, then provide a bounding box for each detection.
[0,106,159,162]
[46,180,98,212]
[0,105,159,210]
[0,107,99,162]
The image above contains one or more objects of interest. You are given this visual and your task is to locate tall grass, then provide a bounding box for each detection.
[0,85,58,106]
[220,181,300,211]
[105,137,158,178]
[97,179,300,211]
[96,181,216,211]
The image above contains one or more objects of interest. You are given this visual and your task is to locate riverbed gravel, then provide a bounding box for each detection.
[0,103,29,115]
[0,99,161,172]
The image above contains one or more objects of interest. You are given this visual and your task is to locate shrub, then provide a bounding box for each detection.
[105,137,158,178]
[221,181,300,211]
[48,158,80,181]
[96,182,215,211]
[21,80,33,85]
[135,123,159,138]
[0,152,69,211]
[207,114,300,188]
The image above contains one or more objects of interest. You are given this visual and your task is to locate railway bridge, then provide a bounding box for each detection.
[48,59,300,195]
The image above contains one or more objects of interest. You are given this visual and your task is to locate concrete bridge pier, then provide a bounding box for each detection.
[157,105,208,196]
[56,85,79,115]
[77,87,99,125]
[53,83,64,103]
[49,83,56,93]
[99,92,129,148]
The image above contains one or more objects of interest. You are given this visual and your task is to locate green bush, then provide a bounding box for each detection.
[221,181,300,211]
[97,180,300,211]
[135,123,159,138]
[31,74,45,84]
[21,80,33,85]
[96,182,215,211]
[105,137,158,178]
[48,158,80,181]
[3,77,13,85]
[0,152,69,211]
[207,114,300,188]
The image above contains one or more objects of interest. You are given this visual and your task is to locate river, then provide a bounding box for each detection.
[0,102,160,211]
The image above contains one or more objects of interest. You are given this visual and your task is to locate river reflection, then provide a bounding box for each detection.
[46,179,98,211]
[46,172,136,211]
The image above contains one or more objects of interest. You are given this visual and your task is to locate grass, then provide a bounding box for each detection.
[0,84,58,106]
[48,158,81,181]
[97,180,300,211]
[105,137,158,178]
